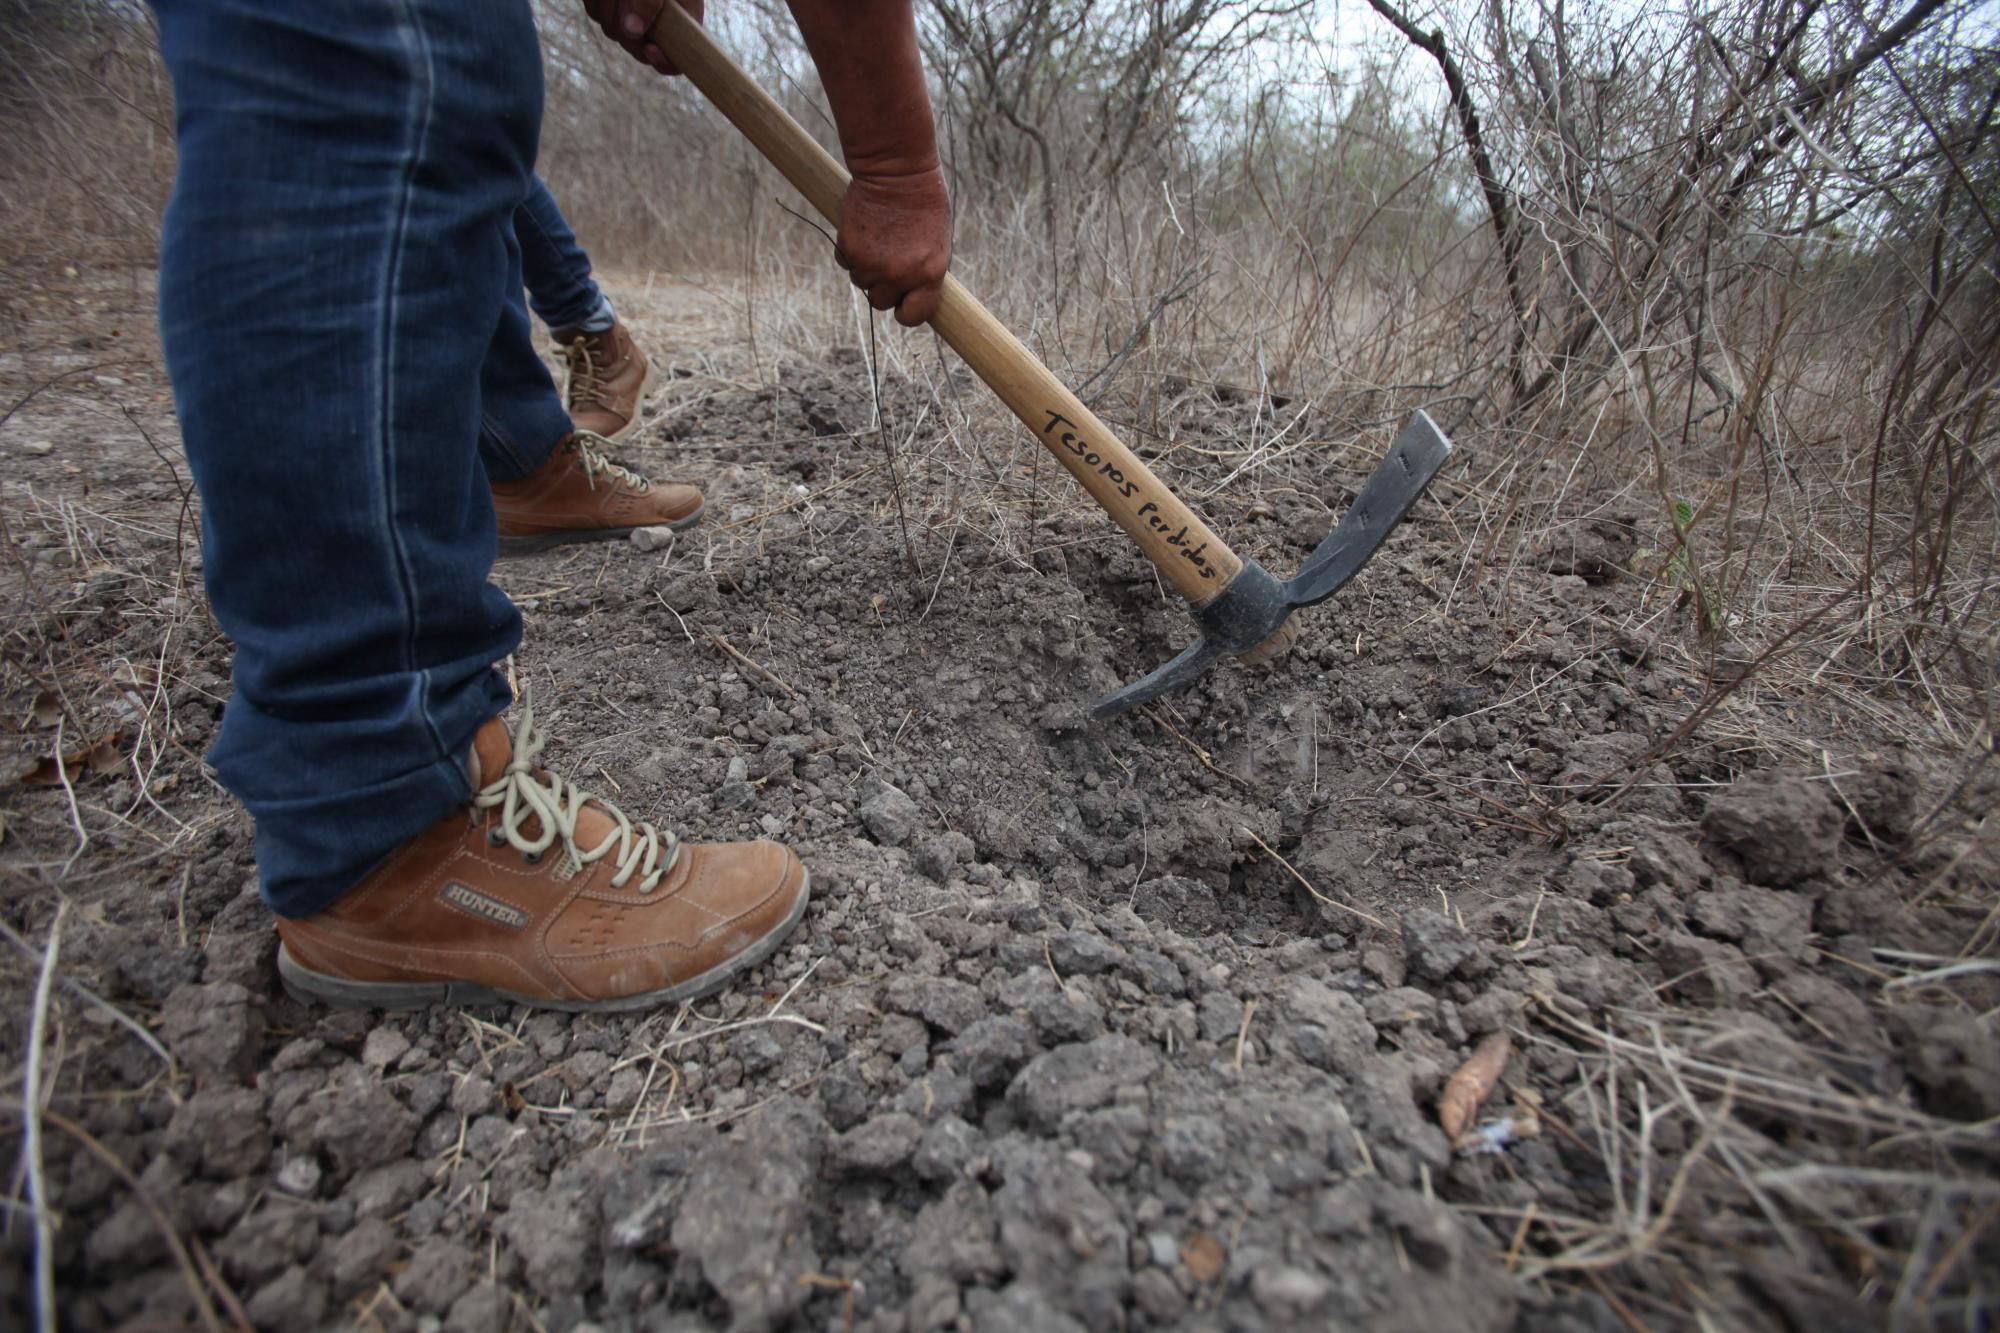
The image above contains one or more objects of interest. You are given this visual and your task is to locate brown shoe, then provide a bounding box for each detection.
[557,319,652,441]
[491,430,703,553]
[275,694,810,1013]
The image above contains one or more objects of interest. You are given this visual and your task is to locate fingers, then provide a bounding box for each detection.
[895,281,942,327]
[615,0,665,39]
[584,0,694,76]
[647,0,706,76]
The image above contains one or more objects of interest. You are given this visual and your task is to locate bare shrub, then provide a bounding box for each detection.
[0,1,173,272]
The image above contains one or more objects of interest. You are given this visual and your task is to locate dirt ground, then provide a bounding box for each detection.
[2,263,1997,1331]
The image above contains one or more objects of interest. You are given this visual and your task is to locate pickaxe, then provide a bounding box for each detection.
[648,6,1453,719]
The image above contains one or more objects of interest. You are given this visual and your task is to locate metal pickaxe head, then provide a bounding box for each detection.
[1091,410,1455,718]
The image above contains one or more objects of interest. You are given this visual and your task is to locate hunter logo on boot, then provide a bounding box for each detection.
[440,882,529,930]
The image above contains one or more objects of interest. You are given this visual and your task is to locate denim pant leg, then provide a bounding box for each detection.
[515,175,613,333]
[478,230,575,484]
[153,0,542,917]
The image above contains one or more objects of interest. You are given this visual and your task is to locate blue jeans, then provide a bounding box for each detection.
[153,0,574,916]
[517,176,615,334]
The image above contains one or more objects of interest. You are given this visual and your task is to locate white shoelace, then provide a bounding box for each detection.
[571,430,651,492]
[471,690,680,893]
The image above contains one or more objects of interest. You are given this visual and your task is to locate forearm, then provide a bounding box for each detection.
[785,0,938,178]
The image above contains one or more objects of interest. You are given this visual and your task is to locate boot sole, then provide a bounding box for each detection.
[276,868,810,1014]
[495,498,704,556]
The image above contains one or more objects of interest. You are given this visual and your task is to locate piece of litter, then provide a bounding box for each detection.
[1439,1031,1511,1140]
[1458,1116,1540,1155]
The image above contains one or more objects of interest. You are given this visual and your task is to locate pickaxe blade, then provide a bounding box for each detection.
[1090,410,1454,719]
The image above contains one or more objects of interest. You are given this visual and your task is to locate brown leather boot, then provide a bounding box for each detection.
[491,431,703,553]
[275,695,810,1013]
[556,319,651,441]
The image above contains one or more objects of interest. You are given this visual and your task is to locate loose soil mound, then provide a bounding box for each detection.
[2,268,1995,1331]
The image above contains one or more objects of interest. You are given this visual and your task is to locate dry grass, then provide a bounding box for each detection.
[1,1,1996,1327]
[1506,987,2000,1323]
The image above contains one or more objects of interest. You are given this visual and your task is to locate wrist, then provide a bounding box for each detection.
[844,149,941,181]
[847,160,944,191]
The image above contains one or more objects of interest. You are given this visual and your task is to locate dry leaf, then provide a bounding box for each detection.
[27,691,62,728]
[12,730,128,788]
[1439,1031,1513,1143]
[1180,1231,1226,1284]
[110,661,156,691]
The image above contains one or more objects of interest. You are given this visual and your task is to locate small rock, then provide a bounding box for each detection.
[1251,1265,1331,1318]
[991,1146,1130,1327]
[1281,977,1377,1071]
[270,1037,325,1073]
[362,1027,411,1068]
[832,1112,921,1173]
[327,1217,398,1295]
[245,1266,326,1328]
[1837,749,1922,844]
[894,975,988,1036]
[217,1204,317,1287]
[906,1180,1004,1281]
[444,1282,513,1333]
[396,1237,477,1313]
[161,982,265,1080]
[273,1156,321,1198]
[859,784,922,846]
[1008,1034,1159,1131]
[496,1187,596,1298]
[964,1284,1089,1333]
[1366,987,1440,1029]
[733,1026,784,1075]
[165,1086,268,1177]
[350,1159,426,1218]
[1689,884,1812,964]
[1654,933,1759,1005]
[1891,1005,2000,1121]
[907,1273,962,1331]
[943,1015,1038,1091]
[18,439,54,457]
[912,1115,982,1182]
[1047,930,1122,975]
[201,929,277,991]
[1626,829,1709,892]
[1157,1116,1229,1181]
[1702,775,1843,886]
[1402,909,1481,981]
[672,1098,827,1330]
[450,1074,499,1117]
[818,1063,871,1131]
[913,833,970,882]
[1132,1267,1187,1322]
[313,1077,419,1178]
[630,524,678,552]
[115,944,204,1001]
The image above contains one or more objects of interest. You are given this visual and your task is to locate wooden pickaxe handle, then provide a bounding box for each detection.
[648,4,1251,611]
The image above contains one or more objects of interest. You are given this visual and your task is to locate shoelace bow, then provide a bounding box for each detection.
[569,431,652,493]
[471,690,680,892]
